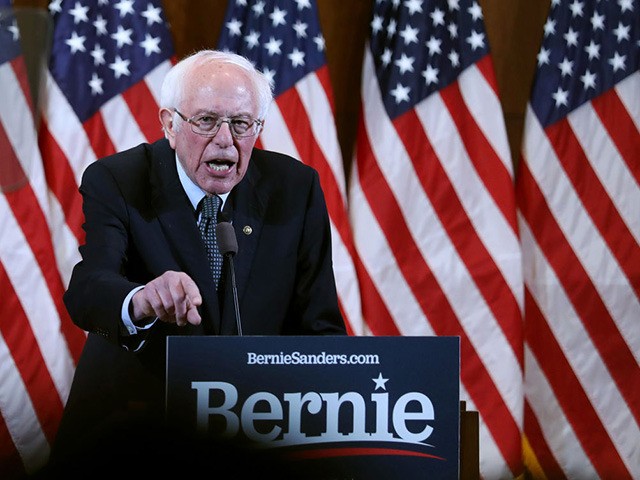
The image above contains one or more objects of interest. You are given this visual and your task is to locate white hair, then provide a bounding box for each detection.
[160,50,274,119]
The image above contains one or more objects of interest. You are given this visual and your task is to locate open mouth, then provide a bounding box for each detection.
[205,160,233,173]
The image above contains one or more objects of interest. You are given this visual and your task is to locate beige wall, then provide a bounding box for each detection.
[13,0,551,168]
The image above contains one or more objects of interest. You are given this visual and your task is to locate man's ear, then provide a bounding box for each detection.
[159,108,176,144]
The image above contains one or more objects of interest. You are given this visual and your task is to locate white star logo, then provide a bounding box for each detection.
[372,373,389,391]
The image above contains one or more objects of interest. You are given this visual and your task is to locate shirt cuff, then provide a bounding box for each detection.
[121,285,156,335]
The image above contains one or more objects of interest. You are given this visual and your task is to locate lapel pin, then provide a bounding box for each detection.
[243,225,252,235]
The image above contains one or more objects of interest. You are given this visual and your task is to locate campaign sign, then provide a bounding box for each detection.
[166,335,460,479]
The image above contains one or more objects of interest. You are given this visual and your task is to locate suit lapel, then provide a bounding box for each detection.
[149,140,222,334]
[228,156,266,306]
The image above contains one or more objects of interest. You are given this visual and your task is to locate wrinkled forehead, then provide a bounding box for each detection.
[180,62,258,114]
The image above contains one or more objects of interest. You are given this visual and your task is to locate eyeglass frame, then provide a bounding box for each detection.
[173,108,264,138]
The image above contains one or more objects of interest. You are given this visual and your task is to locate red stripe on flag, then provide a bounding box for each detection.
[355,120,521,474]
[314,65,337,113]
[592,89,640,185]
[83,112,117,160]
[546,119,640,297]
[0,264,64,444]
[0,414,24,480]
[523,287,632,479]
[275,88,346,223]
[524,400,564,480]
[439,79,518,233]
[121,79,164,142]
[394,108,523,364]
[517,161,639,424]
[3,186,84,363]
[38,123,84,244]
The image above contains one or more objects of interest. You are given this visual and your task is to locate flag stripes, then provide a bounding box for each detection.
[519,15,639,472]
[247,68,364,335]
[351,42,523,476]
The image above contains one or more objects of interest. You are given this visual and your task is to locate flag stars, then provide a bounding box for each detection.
[590,11,605,31]
[580,70,596,90]
[381,48,392,67]
[371,15,384,35]
[447,22,458,38]
[313,34,325,52]
[7,20,19,41]
[404,0,423,15]
[68,2,89,24]
[544,18,556,37]
[448,50,460,67]
[244,30,260,49]
[387,18,397,39]
[292,20,308,38]
[88,72,103,95]
[114,0,135,18]
[65,31,86,54]
[569,0,584,18]
[109,55,130,79]
[111,25,133,48]
[467,1,483,21]
[399,24,419,45]
[141,4,163,26]
[564,27,579,47]
[294,0,311,10]
[466,30,485,50]
[252,1,266,16]
[288,47,305,67]
[93,15,108,36]
[422,63,439,84]
[262,67,276,86]
[390,82,410,104]
[269,7,287,27]
[537,47,550,66]
[426,35,442,55]
[612,22,630,42]
[90,44,106,65]
[430,8,445,27]
[618,0,633,13]
[584,40,600,60]
[552,86,569,107]
[226,18,243,37]
[447,0,459,10]
[394,53,415,74]
[558,57,573,76]
[264,36,282,56]
[140,34,161,56]
[608,51,626,72]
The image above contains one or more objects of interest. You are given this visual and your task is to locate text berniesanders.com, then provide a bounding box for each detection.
[246,351,381,366]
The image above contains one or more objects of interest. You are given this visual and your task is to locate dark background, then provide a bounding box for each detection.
[12,0,552,172]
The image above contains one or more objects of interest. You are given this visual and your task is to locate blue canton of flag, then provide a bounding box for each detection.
[531,0,640,126]
[0,2,21,66]
[371,0,490,119]
[217,0,326,96]
[47,0,174,122]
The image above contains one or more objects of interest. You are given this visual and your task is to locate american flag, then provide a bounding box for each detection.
[217,0,364,334]
[39,0,174,279]
[348,0,524,478]
[0,0,174,475]
[0,1,79,476]
[517,0,639,478]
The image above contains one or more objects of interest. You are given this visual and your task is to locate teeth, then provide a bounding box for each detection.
[208,163,230,172]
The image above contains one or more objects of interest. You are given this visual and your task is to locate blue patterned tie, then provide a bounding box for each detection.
[199,195,223,288]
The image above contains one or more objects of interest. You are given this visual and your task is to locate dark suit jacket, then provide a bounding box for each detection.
[52,139,345,462]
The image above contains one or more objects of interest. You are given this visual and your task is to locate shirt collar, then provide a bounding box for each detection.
[175,154,229,210]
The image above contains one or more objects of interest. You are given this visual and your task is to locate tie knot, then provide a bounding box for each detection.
[200,195,221,220]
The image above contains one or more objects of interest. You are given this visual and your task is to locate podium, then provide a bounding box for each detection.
[167,336,468,479]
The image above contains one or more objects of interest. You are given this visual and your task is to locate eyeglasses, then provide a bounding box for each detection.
[174,109,263,138]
